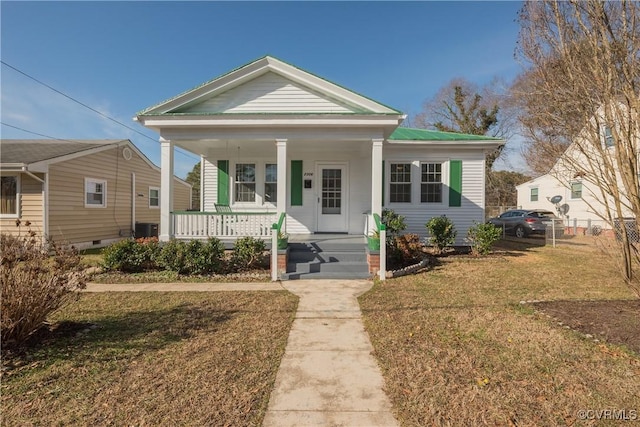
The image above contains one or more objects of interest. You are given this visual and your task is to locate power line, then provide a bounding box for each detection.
[1,61,199,162]
[1,122,108,144]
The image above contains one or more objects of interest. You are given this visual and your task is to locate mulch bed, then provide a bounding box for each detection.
[531,299,640,355]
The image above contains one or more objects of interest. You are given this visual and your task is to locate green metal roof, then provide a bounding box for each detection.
[389,127,502,141]
[137,55,403,116]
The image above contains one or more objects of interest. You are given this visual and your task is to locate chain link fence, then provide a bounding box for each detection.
[544,217,639,246]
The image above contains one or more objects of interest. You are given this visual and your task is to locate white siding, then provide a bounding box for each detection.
[200,143,489,243]
[181,72,364,114]
[516,173,628,224]
[384,146,486,245]
[202,157,217,211]
[201,143,370,234]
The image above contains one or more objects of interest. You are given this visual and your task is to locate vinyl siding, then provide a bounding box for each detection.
[202,158,217,211]
[201,143,373,235]
[0,173,44,239]
[384,146,486,245]
[48,146,190,245]
[200,143,488,241]
[181,72,364,114]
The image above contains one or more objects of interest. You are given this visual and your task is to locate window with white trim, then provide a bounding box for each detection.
[85,178,106,208]
[530,187,539,202]
[149,187,160,208]
[603,126,615,148]
[235,163,256,203]
[1,175,19,217]
[264,164,277,203]
[570,182,582,199]
[420,163,442,203]
[389,163,411,203]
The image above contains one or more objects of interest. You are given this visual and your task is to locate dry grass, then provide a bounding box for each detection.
[360,240,640,426]
[2,291,298,426]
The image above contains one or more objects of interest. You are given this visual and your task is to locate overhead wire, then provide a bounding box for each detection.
[0,60,199,162]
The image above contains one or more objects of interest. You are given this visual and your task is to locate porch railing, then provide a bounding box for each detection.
[172,211,278,239]
[373,212,386,281]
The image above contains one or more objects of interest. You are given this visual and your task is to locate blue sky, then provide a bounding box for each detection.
[1,1,525,178]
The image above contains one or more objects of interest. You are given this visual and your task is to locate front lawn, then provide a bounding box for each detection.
[2,291,298,426]
[360,240,640,426]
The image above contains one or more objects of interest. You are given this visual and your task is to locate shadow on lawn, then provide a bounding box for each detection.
[4,304,236,364]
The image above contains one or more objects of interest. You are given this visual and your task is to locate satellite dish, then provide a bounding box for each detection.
[550,195,563,204]
[558,203,570,215]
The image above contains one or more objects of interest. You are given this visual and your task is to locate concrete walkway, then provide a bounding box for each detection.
[263,280,398,427]
[84,280,398,426]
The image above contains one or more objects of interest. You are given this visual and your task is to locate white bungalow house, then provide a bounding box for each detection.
[134,56,503,278]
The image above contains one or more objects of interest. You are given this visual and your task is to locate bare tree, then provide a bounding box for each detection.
[513,0,640,295]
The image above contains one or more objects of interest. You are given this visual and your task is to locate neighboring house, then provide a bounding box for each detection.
[517,121,639,230]
[135,56,503,245]
[0,139,191,249]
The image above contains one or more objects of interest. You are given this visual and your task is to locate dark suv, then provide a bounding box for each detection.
[488,209,560,238]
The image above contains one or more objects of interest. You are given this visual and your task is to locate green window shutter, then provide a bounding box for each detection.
[217,160,229,205]
[449,160,462,207]
[382,160,385,207]
[291,160,303,206]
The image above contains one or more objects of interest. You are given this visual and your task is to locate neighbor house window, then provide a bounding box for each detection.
[420,163,442,203]
[264,164,277,203]
[85,178,106,208]
[571,182,582,199]
[1,175,18,217]
[149,187,160,208]
[530,187,539,202]
[235,163,256,202]
[604,126,615,148]
[389,163,411,203]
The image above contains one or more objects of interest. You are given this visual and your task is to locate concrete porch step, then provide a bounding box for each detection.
[281,271,371,280]
[287,260,369,275]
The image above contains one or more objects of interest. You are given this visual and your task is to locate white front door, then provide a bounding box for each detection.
[316,163,348,232]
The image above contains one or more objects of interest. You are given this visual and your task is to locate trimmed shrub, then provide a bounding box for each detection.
[157,239,189,274]
[467,222,502,255]
[102,238,159,272]
[1,224,87,351]
[231,237,266,271]
[157,238,226,275]
[382,209,407,238]
[425,216,457,254]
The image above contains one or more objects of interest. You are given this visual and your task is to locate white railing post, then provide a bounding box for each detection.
[271,225,278,281]
[379,228,386,281]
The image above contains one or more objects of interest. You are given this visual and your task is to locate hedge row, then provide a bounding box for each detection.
[101,237,266,275]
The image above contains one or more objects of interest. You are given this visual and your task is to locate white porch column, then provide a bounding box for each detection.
[160,138,174,242]
[276,139,287,218]
[371,138,384,218]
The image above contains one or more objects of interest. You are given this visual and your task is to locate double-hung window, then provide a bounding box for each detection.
[85,178,106,208]
[570,182,583,199]
[604,126,615,148]
[264,164,277,203]
[530,187,539,202]
[149,187,160,208]
[421,163,442,203]
[1,175,18,217]
[235,163,256,203]
[389,163,411,203]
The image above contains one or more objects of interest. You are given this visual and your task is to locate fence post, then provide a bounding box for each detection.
[573,218,577,235]
[552,220,556,248]
[587,218,591,236]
